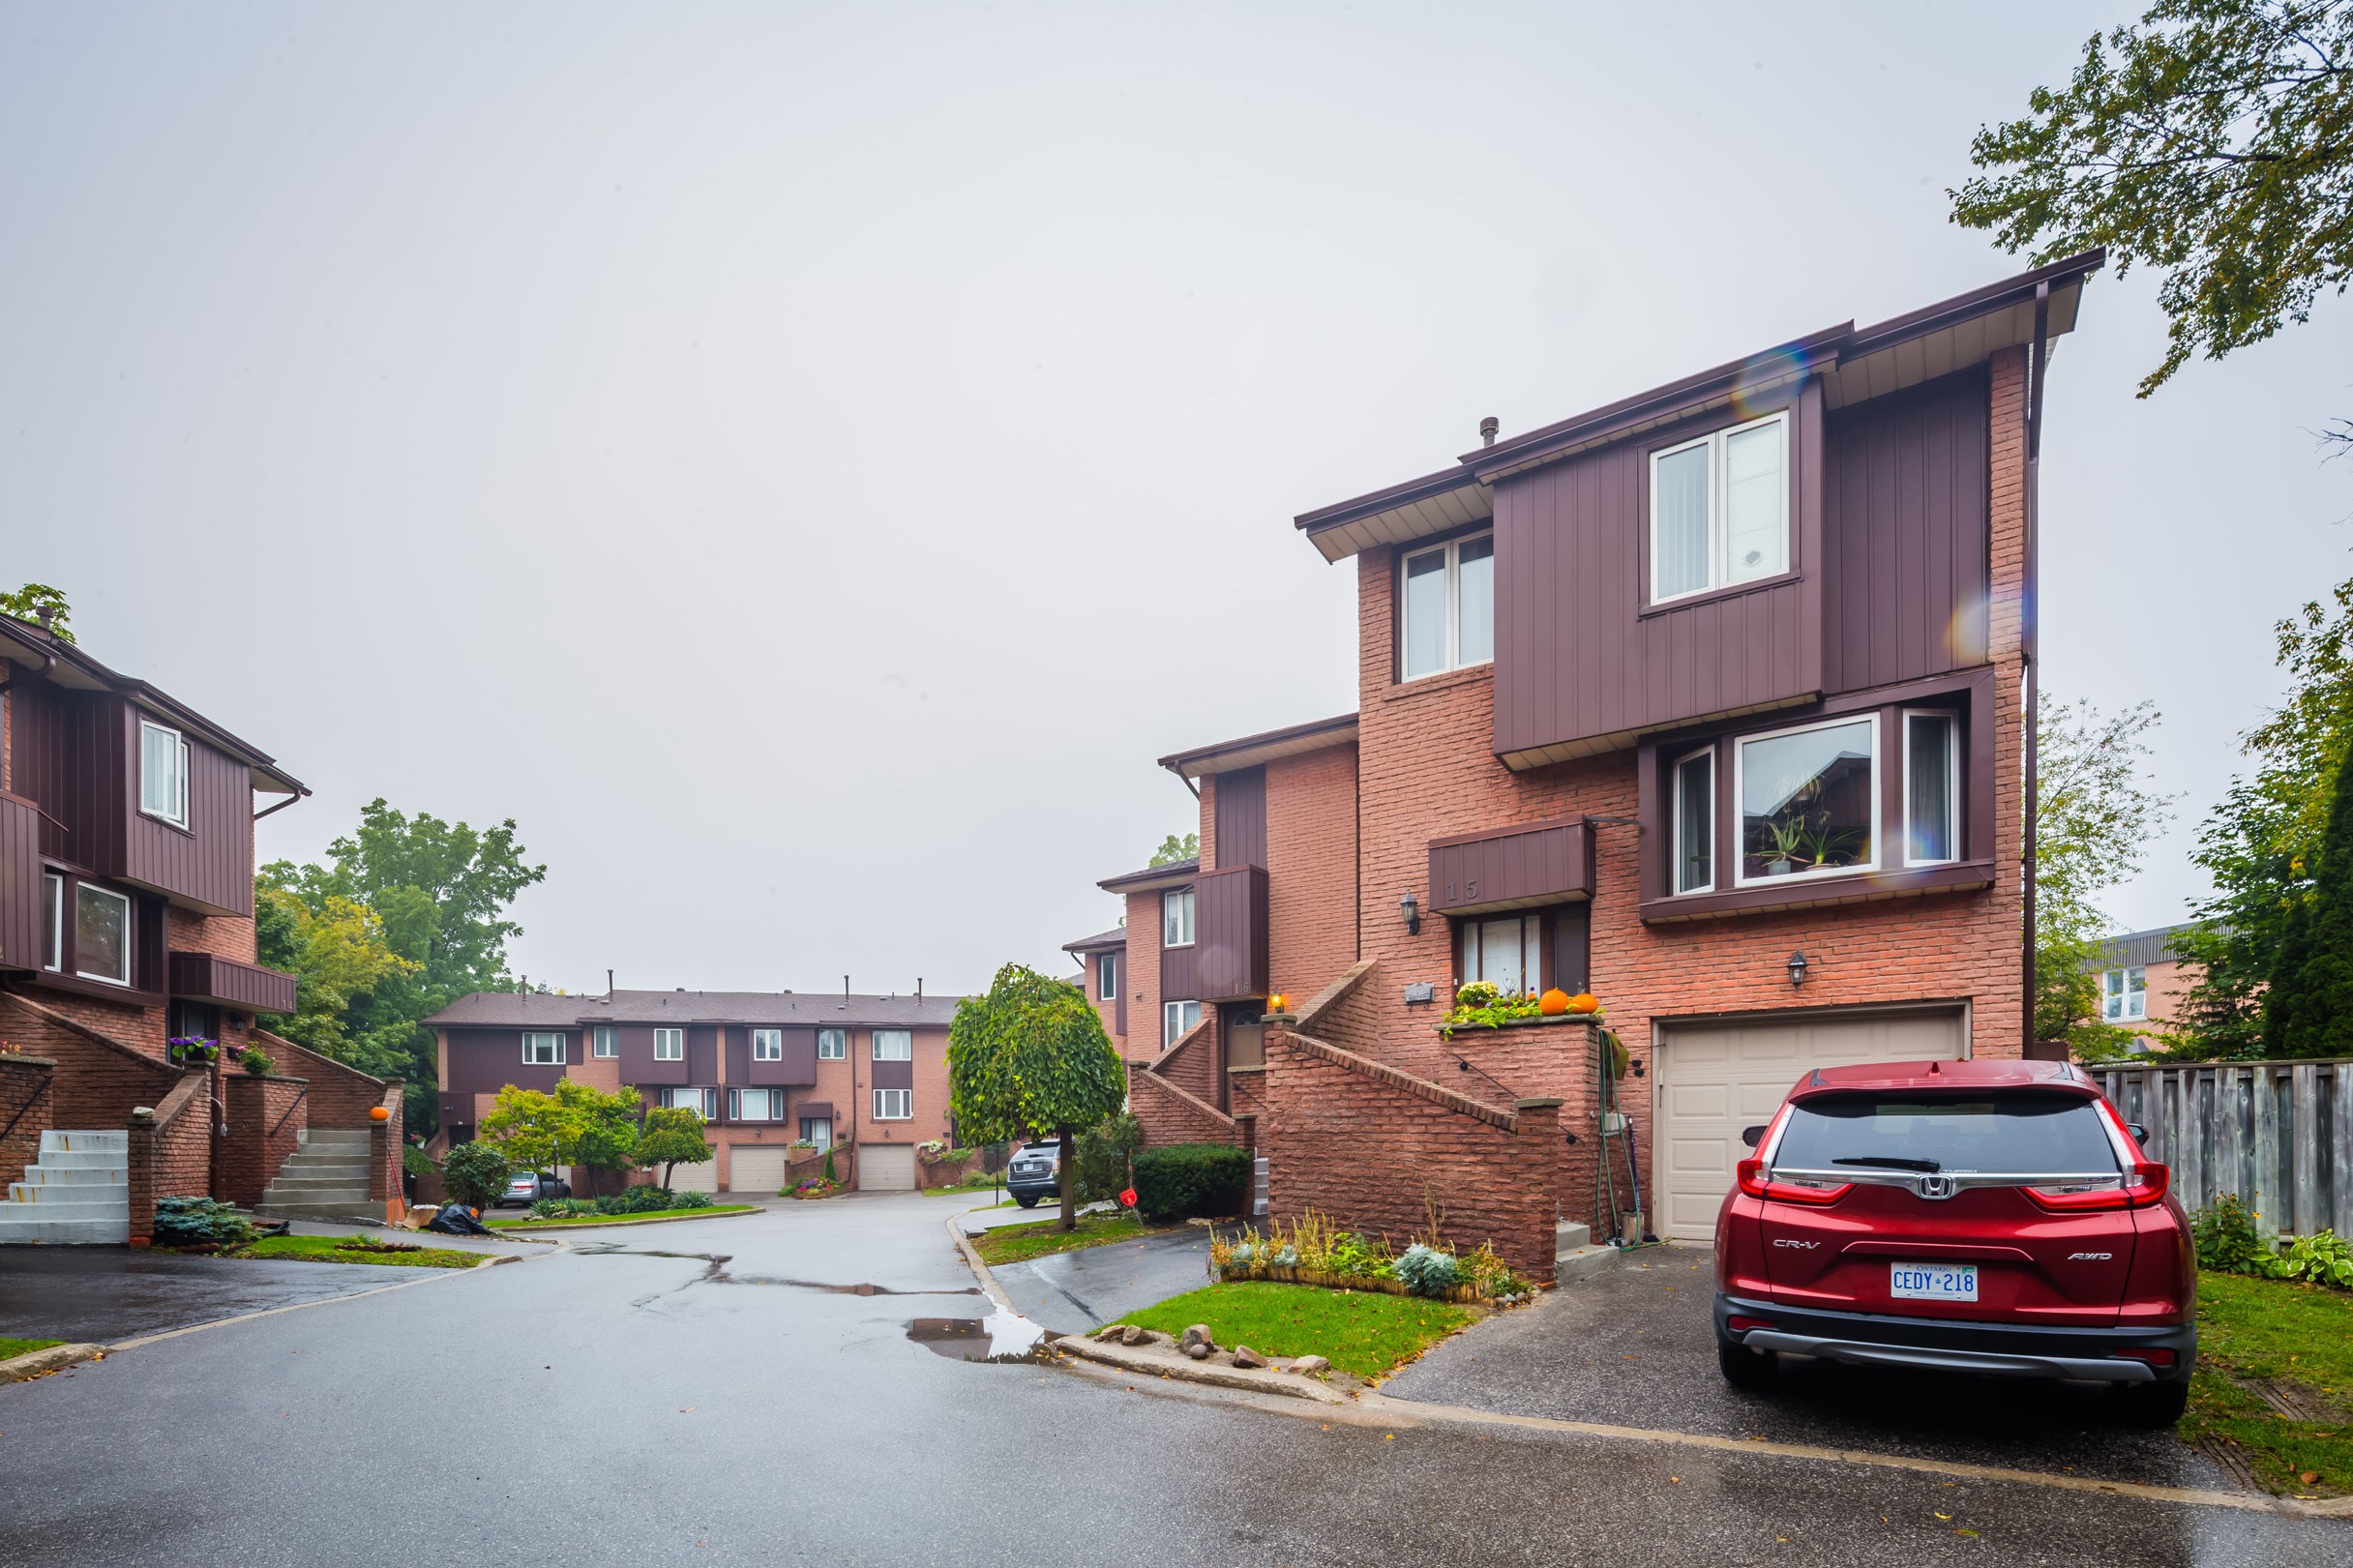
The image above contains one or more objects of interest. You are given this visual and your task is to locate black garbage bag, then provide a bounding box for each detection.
[426,1203,494,1236]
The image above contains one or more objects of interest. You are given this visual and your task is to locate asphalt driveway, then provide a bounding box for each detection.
[988,1226,1212,1332]
[0,1249,422,1345]
[1382,1245,2240,1493]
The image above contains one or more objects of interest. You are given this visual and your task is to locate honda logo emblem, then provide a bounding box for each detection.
[1912,1173,1956,1200]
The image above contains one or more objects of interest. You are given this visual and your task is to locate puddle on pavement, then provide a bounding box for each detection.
[907,1312,1048,1363]
[575,1247,982,1299]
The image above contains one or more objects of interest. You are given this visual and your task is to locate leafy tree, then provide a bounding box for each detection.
[947,963,1125,1231]
[0,583,73,642]
[634,1106,713,1190]
[479,1085,568,1176]
[440,1140,512,1212]
[1951,0,2353,398]
[557,1080,647,1198]
[253,885,420,1080]
[1148,832,1198,868]
[2263,746,2353,1053]
[2035,695,2174,1050]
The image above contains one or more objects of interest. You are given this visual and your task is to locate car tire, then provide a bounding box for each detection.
[1716,1340,1778,1391]
[2113,1376,2190,1428]
[1015,1194,1041,1209]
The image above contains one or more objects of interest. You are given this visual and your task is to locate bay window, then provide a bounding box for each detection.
[872,1029,911,1062]
[1651,412,1788,605]
[752,1027,783,1061]
[139,720,190,828]
[1904,712,1960,866]
[653,1027,684,1061]
[1401,531,1495,680]
[521,1031,565,1066]
[1162,887,1194,947]
[74,883,132,986]
[1736,717,1877,886]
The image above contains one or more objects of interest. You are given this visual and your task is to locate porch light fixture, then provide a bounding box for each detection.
[1787,951,1809,989]
[1400,892,1421,935]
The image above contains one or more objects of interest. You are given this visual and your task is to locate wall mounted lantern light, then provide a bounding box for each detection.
[1400,891,1421,936]
[1787,951,1810,989]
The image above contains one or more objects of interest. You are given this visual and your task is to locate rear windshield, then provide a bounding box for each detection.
[1774,1092,2119,1175]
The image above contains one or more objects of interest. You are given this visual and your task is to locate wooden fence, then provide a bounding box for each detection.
[2092,1059,2352,1239]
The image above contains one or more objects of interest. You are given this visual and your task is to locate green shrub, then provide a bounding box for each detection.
[154,1196,256,1249]
[669,1190,714,1211]
[2276,1229,2353,1289]
[823,1148,838,1184]
[401,1143,437,1178]
[2191,1195,2276,1275]
[440,1140,513,1211]
[1392,1243,1462,1298]
[1074,1112,1143,1203]
[1130,1143,1251,1222]
[595,1184,677,1215]
[529,1198,600,1219]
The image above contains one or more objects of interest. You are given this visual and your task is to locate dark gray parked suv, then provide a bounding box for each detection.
[1005,1142,1059,1208]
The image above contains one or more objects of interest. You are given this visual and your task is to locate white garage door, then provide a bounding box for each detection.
[860,1144,916,1192]
[729,1145,788,1194]
[1654,1010,1965,1241]
[667,1146,721,1194]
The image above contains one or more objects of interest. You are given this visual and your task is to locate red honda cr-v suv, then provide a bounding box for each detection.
[1713,1058,2194,1424]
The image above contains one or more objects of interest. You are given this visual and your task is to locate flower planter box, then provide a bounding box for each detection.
[1434,1012,1600,1037]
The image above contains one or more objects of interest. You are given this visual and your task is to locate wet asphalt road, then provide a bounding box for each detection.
[1,1195,2345,1567]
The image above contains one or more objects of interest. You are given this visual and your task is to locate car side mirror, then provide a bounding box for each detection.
[1741,1125,1768,1149]
[2126,1122,2148,1143]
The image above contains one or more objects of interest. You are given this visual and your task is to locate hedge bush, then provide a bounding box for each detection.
[154,1196,255,1249]
[1074,1112,1143,1204]
[1131,1143,1251,1222]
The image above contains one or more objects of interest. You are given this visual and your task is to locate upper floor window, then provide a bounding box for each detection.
[590,1026,617,1059]
[521,1031,565,1066]
[41,873,62,971]
[139,720,190,829]
[752,1027,783,1061]
[1652,412,1787,605]
[1162,888,1195,948]
[872,1029,911,1062]
[2102,967,2148,1023]
[818,1027,847,1060]
[74,882,132,986]
[1903,712,1960,866]
[1735,716,1876,887]
[1098,952,1118,1001]
[653,1026,684,1061]
[1163,999,1202,1048]
[1401,531,1495,679]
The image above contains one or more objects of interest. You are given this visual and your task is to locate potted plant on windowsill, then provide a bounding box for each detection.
[1762,818,1809,877]
[239,1046,273,1077]
[166,1036,219,1067]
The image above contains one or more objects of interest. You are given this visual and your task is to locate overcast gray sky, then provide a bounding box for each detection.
[5,2,2346,999]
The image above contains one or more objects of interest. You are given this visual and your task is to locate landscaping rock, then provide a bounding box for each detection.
[1182,1342,1210,1360]
[1119,1324,1152,1346]
[1290,1354,1330,1376]
[1093,1323,1126,1341]
[1232,1346,1268,1369]
[1179,1323,1216,1354]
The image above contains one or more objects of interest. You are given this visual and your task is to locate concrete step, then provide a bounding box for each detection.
[253,1199,375,1221]
[0,1212,132,1244]
[298,1131,373,1148]
[30,1150,128,1170]
[264,1173,372,1191]
[260,1181,372,1199]
[1555,1243,1623,1285]
[275,1156,372,1174]
[40,1130,127,1153]
[1555,1220,1592,1256]
[6,1184,128,1208]
[15,1165,127,1186]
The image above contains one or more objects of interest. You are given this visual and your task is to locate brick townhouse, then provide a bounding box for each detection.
[1098,253,2104,1283]
[425,986,961,1194]
[0,612,405,1243]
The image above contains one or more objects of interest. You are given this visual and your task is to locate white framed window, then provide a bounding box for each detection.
[138,720,190,829]
[752,1027,783,1062]
[1162,999,1201,1048]
[1400,530,1496,680]
[873,1087,911,1120]
[521,1031,565,1066]
[41,873,63,971]
[653,1026,684,1061]
[590,1026,617,1059]
[1651,411,1788,606]
[1671,746,1715,895]
[799,1116,833,1149]
[664,1085,713,1118]
[1903,711,1961,866]
[1734,715,1878,887]
[2102,967,2148,1023]
[732,1087,780,1121]
[818,1027,847,1060]
[872,1029,911,1062]
[1460,915,1540,997]
[1162,887,1195,948]
[1098,952,1118,1001]
[74,882,132,986]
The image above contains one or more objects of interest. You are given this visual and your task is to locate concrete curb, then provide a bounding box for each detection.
[946,1210,1020,1314]
[0,1342,104,1383]
[1051,1335,1347,1404]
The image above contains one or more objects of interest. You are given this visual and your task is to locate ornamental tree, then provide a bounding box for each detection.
[558,1080,646,1198]
[479,1085,567,1176]
[440,1140,512,1212]
[948,963,1126,1232]
[634,1106,714,1192]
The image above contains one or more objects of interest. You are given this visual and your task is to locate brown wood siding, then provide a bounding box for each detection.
[614,1022,689,1085]
[442,1028,564,1093]
[14,684,127,871]
[1822,367,1991,693]
[687,1026,719,1082]
[123,722,253,915]
[1492,382,1825,760]
[1159,934,1198,1005]
[1212,765,1267,869]
[730,1023,818,1085]
[1427,816,1594,916]
[870,1058,913,1092]
[167,950,297,1014]
[0,792,39,970]
[1194,863,1268,1002]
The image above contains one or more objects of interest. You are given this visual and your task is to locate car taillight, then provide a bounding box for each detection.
[1724,1315,1774,1335]
[2027,1161,2169,1212]
[1735,1159,1852,1205]
[2113,1346,2176,1368]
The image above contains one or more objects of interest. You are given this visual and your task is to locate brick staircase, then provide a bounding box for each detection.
[0,1131,131,1244]
[255,1129,375,1222]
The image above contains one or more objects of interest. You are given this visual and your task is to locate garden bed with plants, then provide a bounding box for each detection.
[231,1233,490,1268]
[1210,1211,1535,1306]
[1435,982,1604,1040]
[1118,1282,1473,1380]
[489,1187,738,1226]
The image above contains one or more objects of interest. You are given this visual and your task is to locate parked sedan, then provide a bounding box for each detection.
[1713,1056,2194,1425]
[1005,1142,1060,1208]
[496,1171,573,1208]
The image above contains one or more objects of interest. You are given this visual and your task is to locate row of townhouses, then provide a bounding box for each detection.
[1068,252,2103,1283]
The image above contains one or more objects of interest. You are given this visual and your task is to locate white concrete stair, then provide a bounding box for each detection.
[0,1131,130,1244]
[255,1129,375,1222]
[1556,1218,1621,1284]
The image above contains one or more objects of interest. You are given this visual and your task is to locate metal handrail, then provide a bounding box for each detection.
[270,1085,310,1139]
[0,1076,48,1147]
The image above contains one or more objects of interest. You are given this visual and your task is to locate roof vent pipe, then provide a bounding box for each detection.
[607,968,614,997]
[1479,416,1499,447]
[916,977,923,1003]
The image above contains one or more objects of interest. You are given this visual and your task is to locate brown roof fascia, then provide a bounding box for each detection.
[1063,927,1127,954]
[1097,858,1199,895]
[1293,463,1481,536]
[1155,712,1359,780]
[1839,248,2106,361]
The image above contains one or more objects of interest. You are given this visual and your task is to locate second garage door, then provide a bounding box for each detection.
[729,1145,788,1195]
[859,1144,916,1192]
[1653,1009,1966,1241]
[668,1145,721,1194]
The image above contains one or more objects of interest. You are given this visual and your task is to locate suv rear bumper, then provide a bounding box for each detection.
[1004,1171,1058,1198]
[1714,1292,2195,1385]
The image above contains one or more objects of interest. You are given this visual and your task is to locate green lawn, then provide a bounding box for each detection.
[1118,1282,1473,1379]
[971,1212,1155,1265]
[925,1181,1008,1198]
[487,1204,757,1228]
[2179,1271,2353,1496]
[231,1233,488,1269]
[0,1337,64,1360]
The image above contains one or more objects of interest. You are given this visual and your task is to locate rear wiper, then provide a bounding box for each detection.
[1831,1156,1942,1172]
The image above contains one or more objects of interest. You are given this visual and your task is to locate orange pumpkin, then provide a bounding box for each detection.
[1538,989,1571,1017]
[1566,992,1601,1015]
[369,1106,391,1122]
